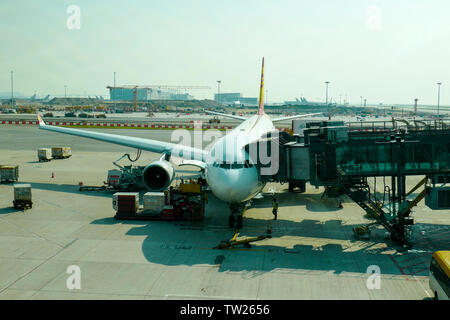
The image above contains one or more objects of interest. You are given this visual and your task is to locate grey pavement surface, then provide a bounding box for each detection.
[0,125,449,299]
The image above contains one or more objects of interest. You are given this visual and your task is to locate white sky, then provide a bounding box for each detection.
[1,0,450,105]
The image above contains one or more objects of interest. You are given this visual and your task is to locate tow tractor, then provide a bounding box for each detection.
[79,151,146,192]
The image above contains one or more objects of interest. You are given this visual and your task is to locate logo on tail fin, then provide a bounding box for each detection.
[258,57,265,115]
[37,114,45,126]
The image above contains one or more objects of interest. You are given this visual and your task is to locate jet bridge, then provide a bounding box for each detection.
[251,118,450,245]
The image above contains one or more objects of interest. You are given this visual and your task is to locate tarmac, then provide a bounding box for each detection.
[0,125,449,300]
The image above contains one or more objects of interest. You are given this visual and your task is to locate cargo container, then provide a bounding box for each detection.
[179,181,201,194]
[0,165,19,183]
[51,147,72,159]
[13,184,32,209]
[113,192,139,217]
[143,192,166,213]
[38,148,52,162]
[107,169,121,188]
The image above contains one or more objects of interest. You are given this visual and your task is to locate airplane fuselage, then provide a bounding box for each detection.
[205,114,276,203]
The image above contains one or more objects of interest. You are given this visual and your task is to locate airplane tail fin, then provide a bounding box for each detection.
[258,57,265,116]
[37,114,46,127]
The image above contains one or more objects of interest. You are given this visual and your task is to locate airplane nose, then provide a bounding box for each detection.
[206,166,260,203]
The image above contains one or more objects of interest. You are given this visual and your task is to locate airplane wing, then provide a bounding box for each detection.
[271,112,323,123]
[37,115,207,161]
[204,110,247,121]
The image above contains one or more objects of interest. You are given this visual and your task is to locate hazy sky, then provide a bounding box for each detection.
[1,0,450,105]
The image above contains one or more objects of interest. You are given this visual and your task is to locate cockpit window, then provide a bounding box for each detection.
[244,160,253,168]
[212,160,254,169]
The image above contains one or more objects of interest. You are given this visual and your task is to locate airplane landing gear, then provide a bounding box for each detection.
[228,203,246,229]
[228,214,235,228]
[236,215,243,229]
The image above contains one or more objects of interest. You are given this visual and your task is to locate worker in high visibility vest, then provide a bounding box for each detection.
[272,197,278,220]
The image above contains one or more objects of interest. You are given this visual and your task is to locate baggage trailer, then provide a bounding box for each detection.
[37,148,52,162]
[113,187,206,221]
[0,165,19,183]
[51,147,72,159]
[13,184,32,209]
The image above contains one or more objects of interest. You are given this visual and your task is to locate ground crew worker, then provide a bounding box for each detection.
[272,197,278,220]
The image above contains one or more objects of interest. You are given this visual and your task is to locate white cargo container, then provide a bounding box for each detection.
[38,148,52,162]
[13,184,32,209]
[0,165,19,183]
[51,147,72,159]
[143,192,165,213]
[112,192,139,213]
[14,184,32,201]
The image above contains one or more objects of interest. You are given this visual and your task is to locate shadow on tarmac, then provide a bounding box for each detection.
[135,220,447,276]
[19,181,113,198]
[90,192,449,276]
[0,207,18,214]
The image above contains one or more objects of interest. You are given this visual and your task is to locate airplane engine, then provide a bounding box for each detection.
[142,160,175,191]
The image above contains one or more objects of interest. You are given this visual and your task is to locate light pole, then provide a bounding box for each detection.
[216,80,221,106]
[64,85,67,98]
[325,81,330,105]
[437,82,442,116]
[114,72,116,113]
[10,71,14,105]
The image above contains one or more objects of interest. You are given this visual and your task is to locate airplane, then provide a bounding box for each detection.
[37,58,322,227]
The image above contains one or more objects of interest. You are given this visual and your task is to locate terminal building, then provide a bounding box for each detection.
[214,93,258,106]
[108,86,194,101]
